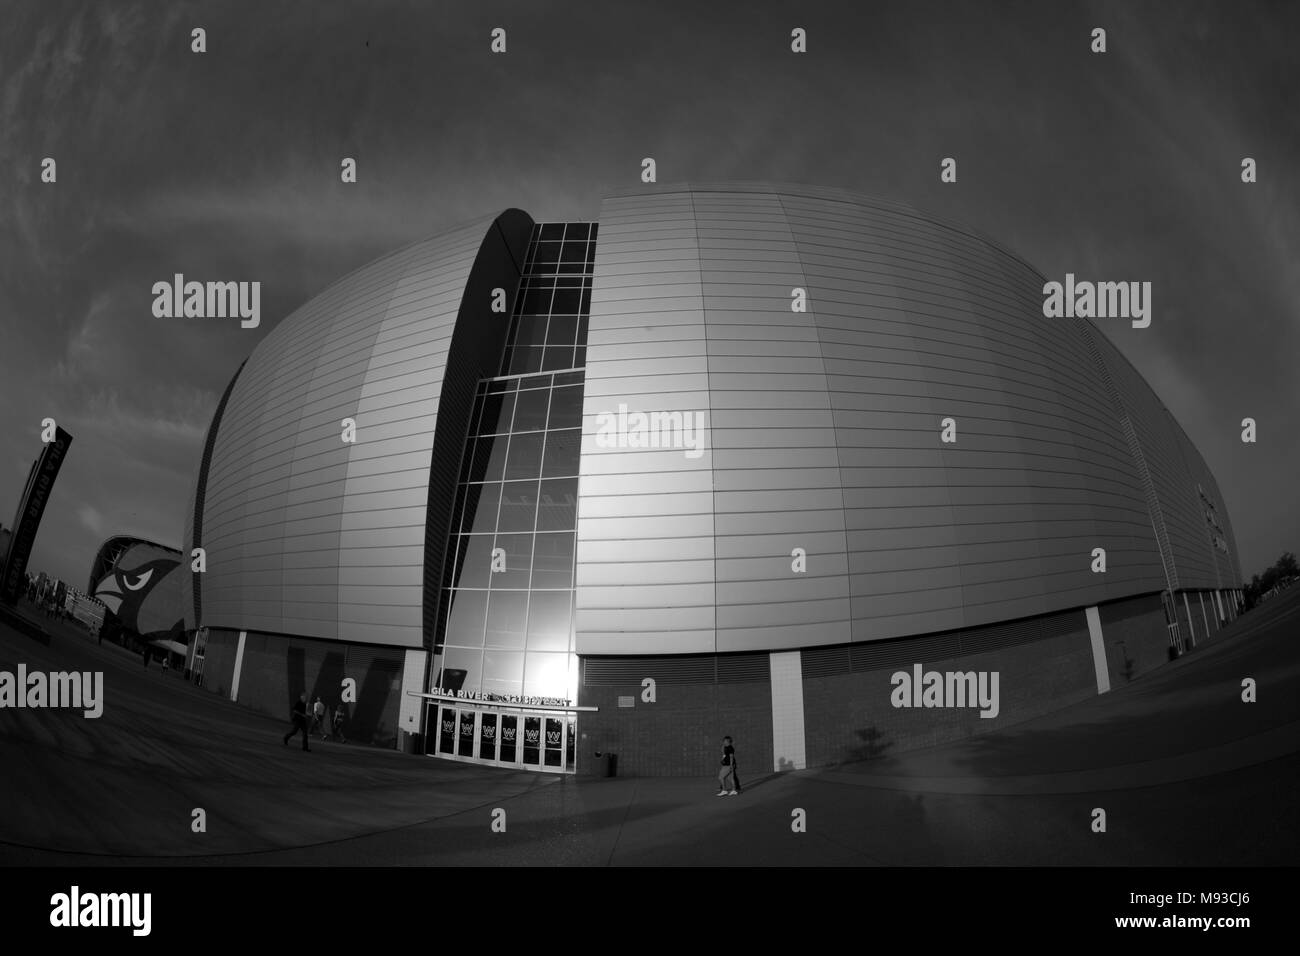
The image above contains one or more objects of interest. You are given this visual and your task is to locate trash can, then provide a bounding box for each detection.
[400,730,422,754]
[593,751,618,777]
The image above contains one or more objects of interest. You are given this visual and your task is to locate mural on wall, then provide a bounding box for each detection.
[89,537,185,639]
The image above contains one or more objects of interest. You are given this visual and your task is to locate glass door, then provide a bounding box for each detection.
[437,705,457,755]
[428,704,573,773]
[478,711,498,762]
[521,715,543,768]
[458,708,477,757]
[543,716,565,770]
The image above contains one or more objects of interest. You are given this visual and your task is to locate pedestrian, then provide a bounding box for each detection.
[283,693,312,751]
[310,696,326,736]
[717,735,740,796]
[332,702,347,743]
[161,654,170,675]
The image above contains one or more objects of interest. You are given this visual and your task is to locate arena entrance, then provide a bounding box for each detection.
[427,700,576,773]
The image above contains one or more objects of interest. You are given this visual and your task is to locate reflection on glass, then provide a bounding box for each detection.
[489,534,533,590]
[440,646,481,697]
[566,717,576,769]
[530,533,575,588]
[438,222,595,676]
[504,432,543,480]
[524,652,570,698]
[537,478,577,531]
[546,388,583,431]
[497,481,538,533]
[560,241,588,265]
[482,649,524,698]
[514,314,548,347]
[526,590,571,651]
[444,589,488,646]
[463,482,501,535]
[521,287,553,313]
[542,345,573,371]
[481,393,515,435]
[485,592,527,648]
[452,535,496,589]
[509,346,543,376]
[469,435,509,483]
[546,314,577,344]
[541,430,581,477]
[512,389,550,432]
[551,287,582,315]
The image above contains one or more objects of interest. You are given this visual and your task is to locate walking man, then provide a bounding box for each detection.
[310,696,326,736]
[717,735,740,796]
[283,693,312,751]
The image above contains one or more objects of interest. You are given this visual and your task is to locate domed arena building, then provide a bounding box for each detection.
[181,183,1242,774]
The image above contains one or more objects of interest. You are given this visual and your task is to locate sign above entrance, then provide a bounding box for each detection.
[431,688,571,708]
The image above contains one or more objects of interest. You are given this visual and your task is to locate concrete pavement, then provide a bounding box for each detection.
[1,589,1296,866]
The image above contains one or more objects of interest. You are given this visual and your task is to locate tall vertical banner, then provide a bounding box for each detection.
[0,426,73,605]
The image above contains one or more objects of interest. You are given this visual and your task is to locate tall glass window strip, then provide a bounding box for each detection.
[432,222,597,704]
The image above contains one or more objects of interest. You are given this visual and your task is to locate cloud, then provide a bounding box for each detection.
[77,504,105,537]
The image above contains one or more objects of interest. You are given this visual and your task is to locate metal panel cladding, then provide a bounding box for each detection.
[1089,328,1242,589]
[577,183,1174,655]
[188,216,496,648]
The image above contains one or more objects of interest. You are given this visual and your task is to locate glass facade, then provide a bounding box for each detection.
[431,222,597,711]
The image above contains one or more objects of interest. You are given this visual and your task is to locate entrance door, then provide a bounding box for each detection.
[428,704,572,773]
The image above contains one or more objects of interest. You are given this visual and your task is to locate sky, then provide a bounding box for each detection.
[1,0,1297,588]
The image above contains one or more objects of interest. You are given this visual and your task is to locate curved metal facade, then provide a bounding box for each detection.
[575,183,1238,654]
[184,213,525,647]
[184,181,1239,664]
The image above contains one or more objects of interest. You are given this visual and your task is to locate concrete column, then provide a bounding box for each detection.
[230,629,247,702]
[1086,606,1110,694]
[399,648,429,747]
[770,651,806,770]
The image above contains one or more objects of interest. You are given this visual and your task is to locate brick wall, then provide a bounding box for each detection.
[1098,592,1169,686]
[803,615,1096,767]
[578,680,772,777]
